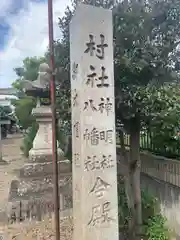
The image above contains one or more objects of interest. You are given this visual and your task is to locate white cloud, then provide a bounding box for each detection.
[0,0,71,88]
[0,0,12,17]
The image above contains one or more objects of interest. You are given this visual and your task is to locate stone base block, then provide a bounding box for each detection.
[29,147,64,163]
[7,176,72,223]
[7,198,72,223]
[0,159,8,165]
[8,175,72,201]
[19,159,71,178]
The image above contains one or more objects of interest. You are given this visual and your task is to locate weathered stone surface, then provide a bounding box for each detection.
[0,159,8,165]
[28,106,65,163]
[8,175,72,201]
[70,4,119,240]
[0,214,73,240]
[6,76,72,226]
[18,160,71,178]
[28,148,64,163]
[7,176,72,222]
[7,196,72,223]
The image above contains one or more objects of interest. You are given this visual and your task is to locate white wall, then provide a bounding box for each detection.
[0,95,17,111]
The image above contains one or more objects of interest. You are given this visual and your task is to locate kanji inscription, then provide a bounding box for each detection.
[72,89,78,106]
[73,122,80,138]
[72,62,78,80]
[88,201,115,226]
[83,128,113,145]
[70,4,118,239]
[84,34,108,60]
[86,65,109,88]
[84,154,114,171]
[83,97,113,115]
[89,177,111,198]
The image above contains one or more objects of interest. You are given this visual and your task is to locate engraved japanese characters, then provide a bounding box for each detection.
[70,4,119,240]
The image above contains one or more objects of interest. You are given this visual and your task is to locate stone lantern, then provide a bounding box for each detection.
[7,63,72,221]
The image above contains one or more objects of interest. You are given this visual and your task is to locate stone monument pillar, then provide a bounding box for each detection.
[70,4,119,240]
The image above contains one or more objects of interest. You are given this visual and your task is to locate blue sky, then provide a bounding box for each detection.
[0,0,71,88]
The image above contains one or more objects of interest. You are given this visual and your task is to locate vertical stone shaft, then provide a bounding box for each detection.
[70,4,119,240]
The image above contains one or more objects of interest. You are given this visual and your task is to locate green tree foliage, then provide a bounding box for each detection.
[0,106,11,118]
[12,56,46,98]
[11,97,36,130]
[12,56,45,128]
[20,121,39,157]
[11,57,45,155]
[11,0,180,237]
[146,83,180,158]
[2,105,12,115]
[0,106,12,138]
[14,56,46,81]
[118,182,170,239]
[55,0,180,237]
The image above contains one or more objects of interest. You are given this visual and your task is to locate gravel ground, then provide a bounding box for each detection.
[0,135,73,239]
[0,135,24,213]
[0,215,73,240]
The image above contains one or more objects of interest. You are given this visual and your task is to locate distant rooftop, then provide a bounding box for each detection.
[0,95,18,100]
[0,88,17,96]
